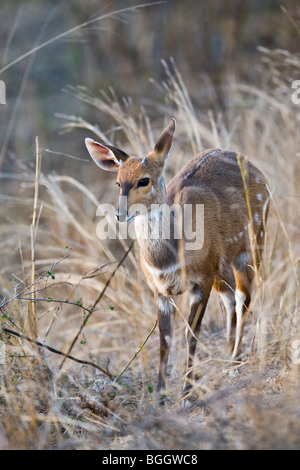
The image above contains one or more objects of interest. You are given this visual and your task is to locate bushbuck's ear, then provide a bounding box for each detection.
[151,118,176,167]
[85,138,129,172]
[103,144,131,164]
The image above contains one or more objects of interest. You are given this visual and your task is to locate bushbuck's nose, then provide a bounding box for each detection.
[116,195,129,222]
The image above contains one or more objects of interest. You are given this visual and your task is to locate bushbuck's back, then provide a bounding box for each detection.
[168,148,268,267]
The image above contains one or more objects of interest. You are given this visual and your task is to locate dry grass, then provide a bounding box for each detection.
[0,55,299,450]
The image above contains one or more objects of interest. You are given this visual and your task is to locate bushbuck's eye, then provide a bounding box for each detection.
[137,178,149,188]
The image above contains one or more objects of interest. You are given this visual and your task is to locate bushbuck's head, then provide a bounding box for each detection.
[85,119,176,222]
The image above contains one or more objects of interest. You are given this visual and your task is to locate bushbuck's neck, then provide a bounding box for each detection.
[134,202,180,269]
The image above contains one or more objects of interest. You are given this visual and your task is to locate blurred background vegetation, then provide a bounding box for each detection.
[0,0,299,172]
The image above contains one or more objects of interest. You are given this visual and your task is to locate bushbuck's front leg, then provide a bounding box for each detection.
[184,282,213,397]
[156,294,175,393]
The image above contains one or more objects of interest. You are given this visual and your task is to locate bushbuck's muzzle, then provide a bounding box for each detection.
[116,196,129,222]
[115,208,128,222]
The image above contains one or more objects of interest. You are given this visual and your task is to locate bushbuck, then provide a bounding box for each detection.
[85,119,269,398]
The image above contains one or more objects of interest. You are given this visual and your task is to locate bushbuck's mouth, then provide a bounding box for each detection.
[116,213,134,223]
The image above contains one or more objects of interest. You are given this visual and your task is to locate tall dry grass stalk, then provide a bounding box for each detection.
[0,55,299,449]
[27,136,41,339]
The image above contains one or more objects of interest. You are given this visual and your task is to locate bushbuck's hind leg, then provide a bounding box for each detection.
[213,268,236,355]
[232,252,253,359]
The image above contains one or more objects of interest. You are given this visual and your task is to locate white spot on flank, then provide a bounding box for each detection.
[254,212,261,224]
[239,231,243,237]
[235,251,249,270]
[256,177,260,183]
[256,193,263,201]
[260,230,264,238]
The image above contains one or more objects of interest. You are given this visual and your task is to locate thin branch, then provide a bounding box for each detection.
[114,320,157,383]
[2,327,113,379]
[0,252,71,309]
[59,241,135,369]
[41,148,89,162]
[17,296,96,316]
